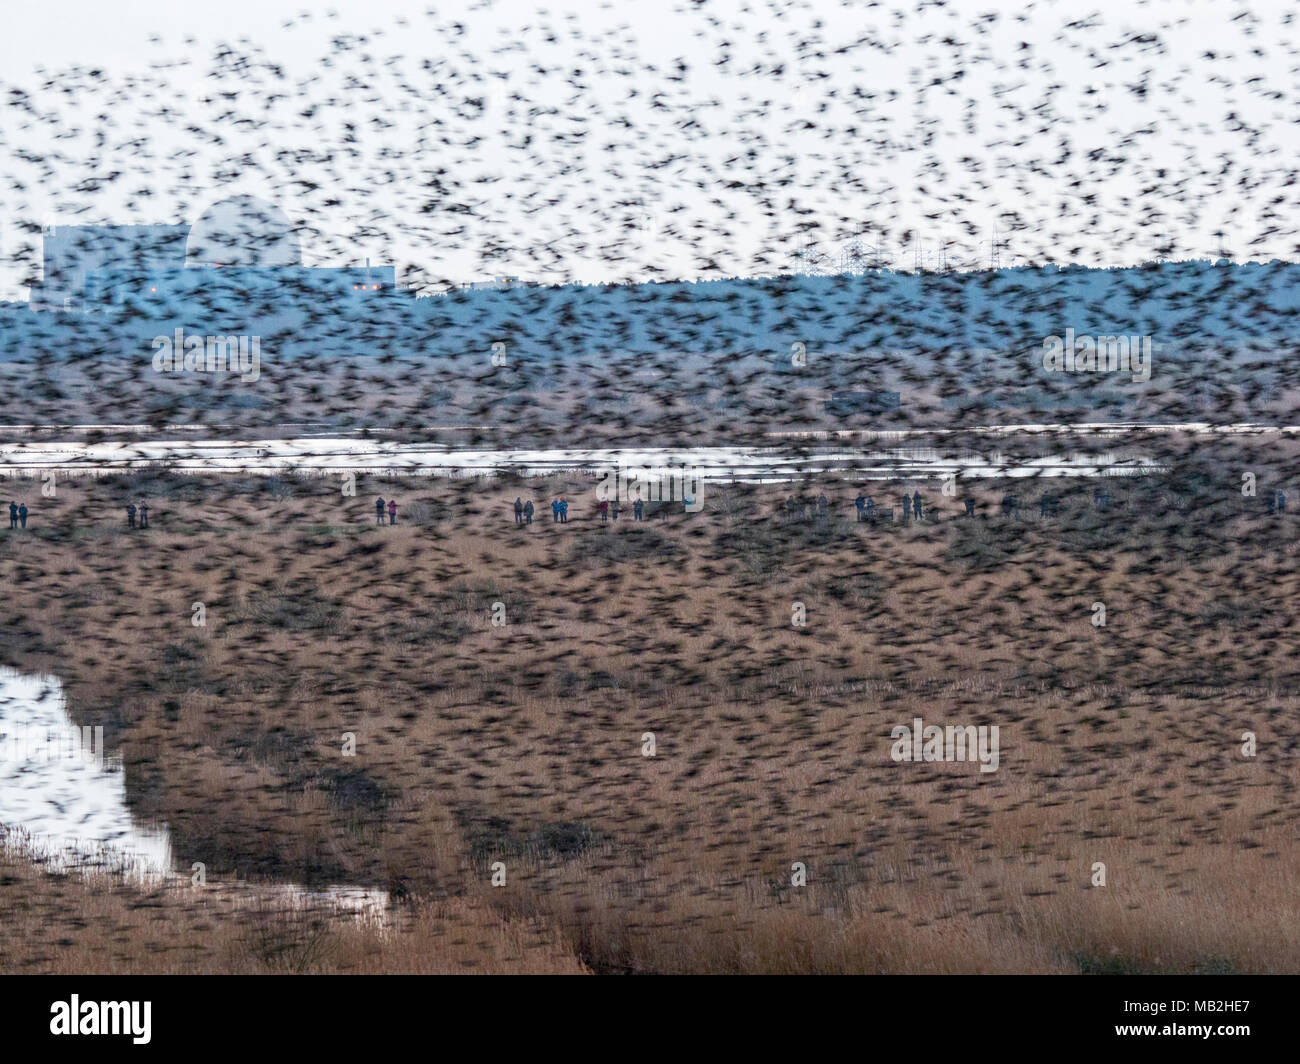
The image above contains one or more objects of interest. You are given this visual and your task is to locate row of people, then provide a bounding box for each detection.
[103,483,1291,536]
[783,492,928,521]
[513,496,657,524]
[823,487,1290,520]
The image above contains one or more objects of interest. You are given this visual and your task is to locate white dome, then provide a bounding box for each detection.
[185,195,301,268]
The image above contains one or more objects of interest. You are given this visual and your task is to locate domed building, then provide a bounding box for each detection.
[185,195,302,269]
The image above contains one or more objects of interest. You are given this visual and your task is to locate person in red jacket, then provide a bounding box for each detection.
[387,498,398,525]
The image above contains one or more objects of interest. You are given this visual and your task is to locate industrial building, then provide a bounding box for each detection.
[31,222,189,310]
[31,195,394,311]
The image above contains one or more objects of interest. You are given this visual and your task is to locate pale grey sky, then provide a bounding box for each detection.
[1,0,1296,298]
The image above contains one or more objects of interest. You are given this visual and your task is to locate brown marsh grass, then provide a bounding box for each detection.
[0,453,1297,973]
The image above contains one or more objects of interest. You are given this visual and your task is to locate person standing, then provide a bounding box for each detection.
[126,502,137,529]
[855,493,866,521]
[514,497,524,525]
[611,498,620,522]
[375,497,386,525]
[633,498,644,521]
[599,498,609,524]
[912,491,922,521]
[552,498,560,523]
[8,501,17,530]
[964,497,976,517]
[19,503,27,529]
[560,497,569,523]
[523,499,534,525]
[139,501,149,529]
[388,498,398,525]
[901,492,911,521]
[865,497,876,522]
